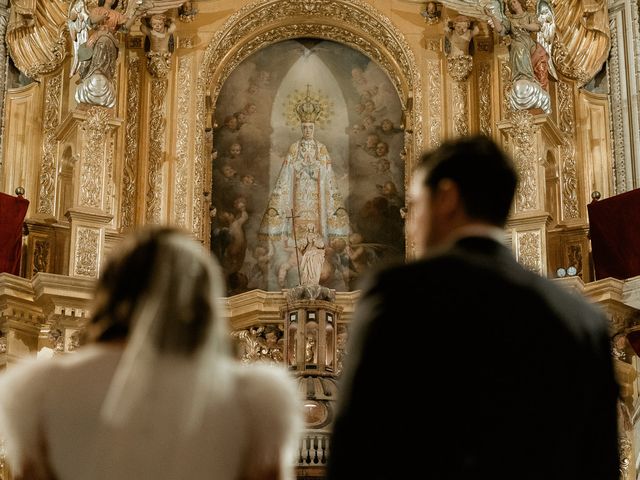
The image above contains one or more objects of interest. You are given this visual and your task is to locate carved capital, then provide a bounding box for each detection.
[446,54,473,82]
[146,51,172,79]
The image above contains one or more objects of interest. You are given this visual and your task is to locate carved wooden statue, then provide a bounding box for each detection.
[444,15,479,58]
[141,13,176,78]
[68,0,147,108]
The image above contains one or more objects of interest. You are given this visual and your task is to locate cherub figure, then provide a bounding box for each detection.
[178,1,198,22]
[257,325,284,363]
[444,15,479,58]
[141,14,176,54]
[141,13,176,77]
[421,2,441,25]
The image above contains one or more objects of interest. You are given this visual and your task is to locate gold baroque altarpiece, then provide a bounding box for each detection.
[0,1,638,478]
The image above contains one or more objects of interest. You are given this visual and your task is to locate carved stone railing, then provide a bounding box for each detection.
[297,432,330,467]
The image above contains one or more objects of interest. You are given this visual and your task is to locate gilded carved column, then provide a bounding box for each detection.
[36,71,63,219]
[502,111,549,276]
[59,107,119,278]
[0,0,10,176]
[425,40,443,148]
[121,53,142,230]
[174,55,192,228]
[607,0,640,192]
[557,81,579,221]
[446,56,472,137]
[478,63,492,137]
[510,111,540,213]
[146,75,168,224]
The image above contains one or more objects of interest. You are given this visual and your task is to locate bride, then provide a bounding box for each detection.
[0,228,300,480]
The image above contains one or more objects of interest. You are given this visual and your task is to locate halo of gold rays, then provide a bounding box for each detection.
[283,86,334,130]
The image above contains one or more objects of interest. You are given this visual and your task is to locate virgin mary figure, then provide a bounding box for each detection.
[259,89,349,246]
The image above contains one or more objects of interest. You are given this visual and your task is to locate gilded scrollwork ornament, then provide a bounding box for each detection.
[500,59,512,115]
[0,10,9,156]
[336,324,348,375]
[426,59,442,148]
[175,56,192,227]
[232,325,285,364]
[557,81,579,220]
[48,328,65,354]
[617,400,633,480]
[452,80,469,137]
[122,54,141,230]
[606,10,631,195]
[509,110,538,212]
[612,333,628,362]
[80,107,112,209]
[517,230,541,274]
[146,77,168,224]
[38,72,63,217]
[74,227,100,277]
[479,63,492,136]
[446,55,473,82]
[33,240,50,275]
[146,51,172,78]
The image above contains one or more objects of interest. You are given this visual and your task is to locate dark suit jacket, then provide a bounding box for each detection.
[327,236,619,480]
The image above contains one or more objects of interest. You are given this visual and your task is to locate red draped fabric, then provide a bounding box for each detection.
[0,192,29,275]
[588,188,640,280]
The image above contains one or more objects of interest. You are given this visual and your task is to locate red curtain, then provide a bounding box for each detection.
[0,192,29,275]
[588,188,640,280]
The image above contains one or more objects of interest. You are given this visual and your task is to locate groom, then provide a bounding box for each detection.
[328,136,619,479]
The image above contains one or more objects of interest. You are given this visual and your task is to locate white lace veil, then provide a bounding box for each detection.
[96,228,231,433]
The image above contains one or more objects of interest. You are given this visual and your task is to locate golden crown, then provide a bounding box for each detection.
[295,85,322,123]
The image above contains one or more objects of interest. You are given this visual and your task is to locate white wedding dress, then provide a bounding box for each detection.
[0,344,299,480]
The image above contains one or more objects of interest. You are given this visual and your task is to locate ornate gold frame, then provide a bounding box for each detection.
[193,0,423,242]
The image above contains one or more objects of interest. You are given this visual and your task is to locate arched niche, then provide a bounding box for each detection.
[193,0,423,246]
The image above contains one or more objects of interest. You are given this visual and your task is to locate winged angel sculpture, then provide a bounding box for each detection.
[441,0,556,114]
[68,0,186,108]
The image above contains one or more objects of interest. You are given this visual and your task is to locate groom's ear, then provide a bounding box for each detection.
[431,179,462,219]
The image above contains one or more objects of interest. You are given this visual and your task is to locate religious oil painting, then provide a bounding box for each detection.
[210,39,406,295]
